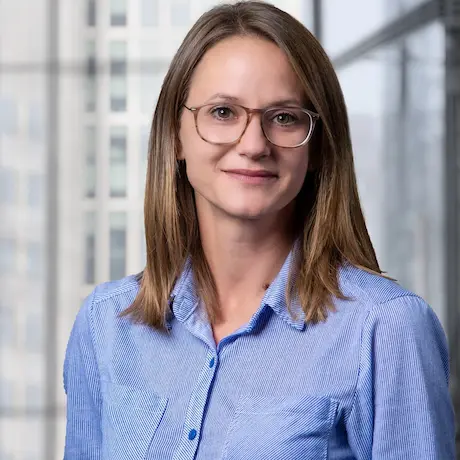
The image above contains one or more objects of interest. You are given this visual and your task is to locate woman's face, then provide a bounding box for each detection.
[179,35,310,221]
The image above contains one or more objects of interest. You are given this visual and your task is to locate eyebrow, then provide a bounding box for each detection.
[205,93,303,107]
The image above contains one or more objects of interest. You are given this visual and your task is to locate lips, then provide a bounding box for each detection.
[224,169,278,178]
[223,168,278,185]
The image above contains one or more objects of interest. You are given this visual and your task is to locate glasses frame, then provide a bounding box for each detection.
[183,103,320,148]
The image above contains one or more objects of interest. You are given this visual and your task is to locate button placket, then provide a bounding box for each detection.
[171,350,219,460]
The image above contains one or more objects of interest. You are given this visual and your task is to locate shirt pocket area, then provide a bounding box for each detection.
[222,394,338,460]
[101,380,168,460]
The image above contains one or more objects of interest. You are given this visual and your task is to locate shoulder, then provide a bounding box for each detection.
[339,263,414,306]
[338,264,446,343]
[78,274,141,330]
[338,264,448,372]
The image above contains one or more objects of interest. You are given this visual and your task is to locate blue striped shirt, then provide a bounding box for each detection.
[63,251,455,459]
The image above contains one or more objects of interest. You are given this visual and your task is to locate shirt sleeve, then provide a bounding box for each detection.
[345,295,455,459]
[63,289,102,459]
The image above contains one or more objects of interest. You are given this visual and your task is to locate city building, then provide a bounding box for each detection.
[0,0,458,458]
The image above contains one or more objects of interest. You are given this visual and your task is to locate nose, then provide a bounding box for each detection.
[236,114,270,159]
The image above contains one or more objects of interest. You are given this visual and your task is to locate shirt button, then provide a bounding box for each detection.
[188,429,197,440]
[209,357,215,368]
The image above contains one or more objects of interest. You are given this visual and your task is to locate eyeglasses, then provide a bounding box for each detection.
[183,103,320,148]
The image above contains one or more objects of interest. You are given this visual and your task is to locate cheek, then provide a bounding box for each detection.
[284,149,309,190]
[180,144,222,193]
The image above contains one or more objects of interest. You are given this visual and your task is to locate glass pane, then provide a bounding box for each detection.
[111,76,127,112]
[110,42,127,112]
[338,21,446,324]
[139,73,161,113]
[0,238,16,274]
[323,0,426,57]
[110,212,127,280]
[0,379,14,409]
[87,0,96,26]
[0,419,45,460]
[0,304,15,346]
[402,22,446,321]
[27,241,42,276]
[0,97,18,136]
[29,103,44,140]
[141,0,158,27]
[110,41,127,71]
[85,126,96,198]
[0,3,49,459]
[111,0,127,26]
[86,41,96,112]
[171,0,190,27]
[110,126,127,197]
[0,169,17,205]
[27,174,43,208]
[25,312,43,351]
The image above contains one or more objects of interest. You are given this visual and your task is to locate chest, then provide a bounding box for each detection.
[99,320,359,460]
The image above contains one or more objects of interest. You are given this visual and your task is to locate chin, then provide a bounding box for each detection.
[221,203,276,220]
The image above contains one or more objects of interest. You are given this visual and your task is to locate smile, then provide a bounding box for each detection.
[223,169,278,184]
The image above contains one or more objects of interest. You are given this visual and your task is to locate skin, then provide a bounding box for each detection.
[179,36,310,343]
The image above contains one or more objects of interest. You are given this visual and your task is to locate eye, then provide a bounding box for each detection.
[209,105,236,120]
[272,112,298,125]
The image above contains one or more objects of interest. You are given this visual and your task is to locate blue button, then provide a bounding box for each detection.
[209,357,215,368]
[188,429,197,440]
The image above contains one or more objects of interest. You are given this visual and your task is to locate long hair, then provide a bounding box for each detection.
[122,1,381,329]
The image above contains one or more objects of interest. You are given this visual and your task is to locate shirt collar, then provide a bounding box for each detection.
[167,243,306,331]
[261,242,306,330]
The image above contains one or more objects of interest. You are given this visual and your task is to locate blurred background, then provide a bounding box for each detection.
[0,0,459,458]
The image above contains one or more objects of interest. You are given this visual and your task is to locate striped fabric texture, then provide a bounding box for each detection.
[63,250,455,459]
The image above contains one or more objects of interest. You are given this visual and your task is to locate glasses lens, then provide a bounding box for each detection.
[196,104,247,144]
[262,108,312,147]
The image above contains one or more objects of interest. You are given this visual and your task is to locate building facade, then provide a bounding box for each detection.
[0,0,458,458]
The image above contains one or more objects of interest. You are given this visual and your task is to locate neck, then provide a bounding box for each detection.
[196,200,295,319]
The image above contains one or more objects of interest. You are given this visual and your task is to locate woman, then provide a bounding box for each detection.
[63,2,455,459]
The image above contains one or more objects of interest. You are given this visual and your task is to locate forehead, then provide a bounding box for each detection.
[188,35,304,105]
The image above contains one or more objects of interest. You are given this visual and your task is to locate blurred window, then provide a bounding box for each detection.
[27,242,42,276]
[322,0,423,57]
[27,174,43,208]
[171,0,190,27]
[86,40,97,112]
[0,379,13,408]
[85,126,96,198]
[0,97,18,137]
[110,42,127,112]
[337,21,445,323]
[0,169,17,205]
[111,0,127,26]
[25,383,44,410]
[25,313,43,351]
[0,238,16,273]
[110,126,127,197]
[111,77,127,112]
[139,73,162,114]
[87,0,96,26]
[140,0,159,26]
[84,211,96,284]
[110,212,127,280]
[0,304,15,346]
[28,103,44,141]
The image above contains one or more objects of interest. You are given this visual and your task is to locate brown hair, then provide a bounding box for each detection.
[122,1,381,329]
